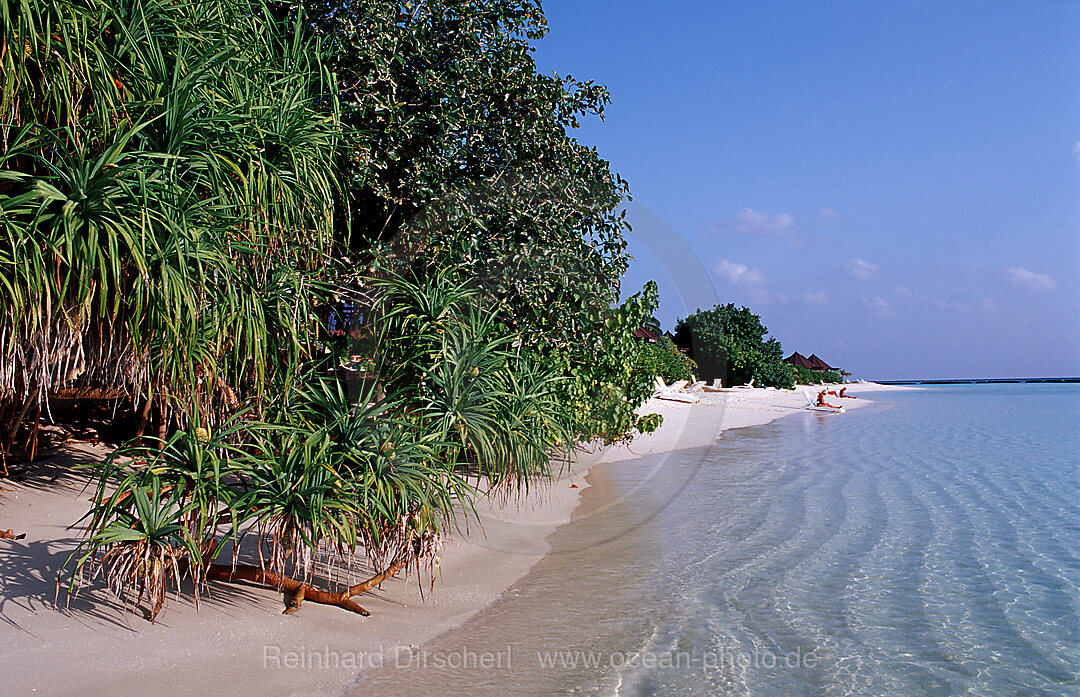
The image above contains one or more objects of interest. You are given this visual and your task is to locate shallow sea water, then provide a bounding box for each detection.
[353,384,1080,696]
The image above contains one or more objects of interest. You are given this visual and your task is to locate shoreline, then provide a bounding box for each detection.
[0,382,909,696]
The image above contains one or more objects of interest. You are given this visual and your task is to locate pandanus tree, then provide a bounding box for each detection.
[6,0,653,620]
[69,378,466,619]
[0,0,432,615]
[0,0,340,459]
[375,272,572,491]
[67,274,572,619]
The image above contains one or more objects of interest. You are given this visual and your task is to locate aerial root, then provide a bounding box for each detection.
[205,563,401,616]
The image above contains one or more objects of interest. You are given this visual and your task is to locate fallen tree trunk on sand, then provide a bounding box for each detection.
[205,557,410,616]
[1,528,26,540]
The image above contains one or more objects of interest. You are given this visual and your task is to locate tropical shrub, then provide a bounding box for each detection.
[69,375,472,620]
[541,281,662,444]
[635,336,696,384]
[375,272,569,490]
[634,412,663,435]
[675,304,794,389]
[794,367,843,385]
[751,358,796,391]
[0,0,341,439]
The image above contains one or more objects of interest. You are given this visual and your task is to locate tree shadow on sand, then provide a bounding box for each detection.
[1,439,416,633]
[0,533,339,634]
[0,536,139,635]
[1,443,107,496]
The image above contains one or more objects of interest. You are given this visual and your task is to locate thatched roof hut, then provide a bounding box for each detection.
[632,326,662,343]
[783,351,815,369]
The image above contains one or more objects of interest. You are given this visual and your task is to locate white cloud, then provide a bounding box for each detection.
[894,285,997,315]
[721,208,797,236]
[711,259,826,305]
[793,290,829,305]
[866,296,895,317]
[1005,267,1057,292]
[713,259,765,286]
[844,258,880,280]
[820,206,839,220]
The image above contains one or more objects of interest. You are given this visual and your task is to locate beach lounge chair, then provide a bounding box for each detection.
[734,378,755,389]
[651,377,699,403]
[656,390,698,403]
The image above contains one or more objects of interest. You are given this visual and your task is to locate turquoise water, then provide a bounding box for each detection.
[354,384,1080,696]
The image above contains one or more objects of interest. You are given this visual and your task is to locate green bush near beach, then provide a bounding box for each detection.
[635,336,697,385]
[675,304,795,389]
[794,367,844,385]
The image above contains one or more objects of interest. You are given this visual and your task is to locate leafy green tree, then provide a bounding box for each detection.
[307,0,631,350]
[794,366,843,385]
[675,304,794,389]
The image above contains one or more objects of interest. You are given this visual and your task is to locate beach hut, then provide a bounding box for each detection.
[632,326,662,343]
[784,351,816,369]
[806,354,835,372]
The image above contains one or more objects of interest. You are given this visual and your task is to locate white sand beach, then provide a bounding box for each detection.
[0,383,906,697]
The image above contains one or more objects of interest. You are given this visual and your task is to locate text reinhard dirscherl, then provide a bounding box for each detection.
[261,644,820,673]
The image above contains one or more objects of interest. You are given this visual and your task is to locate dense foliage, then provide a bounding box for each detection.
[546,281,664,443]
[308,0,631,353]
[635,336,696,385]
[675,304,795,389]
[794,367,844,385]
[1,0,340,432]
[2,0,664,618]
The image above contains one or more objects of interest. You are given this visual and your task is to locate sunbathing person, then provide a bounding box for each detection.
[816,390,841,409]
[838,387,856,399]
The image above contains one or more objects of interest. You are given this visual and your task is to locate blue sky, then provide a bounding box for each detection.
[531,0,1079,380]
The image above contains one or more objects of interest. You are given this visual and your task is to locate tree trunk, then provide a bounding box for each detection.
[24,402,41,461]
[205,557,411,616]
[155,404,168,445]
[4,387,37,457]
[133,394,153,445]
